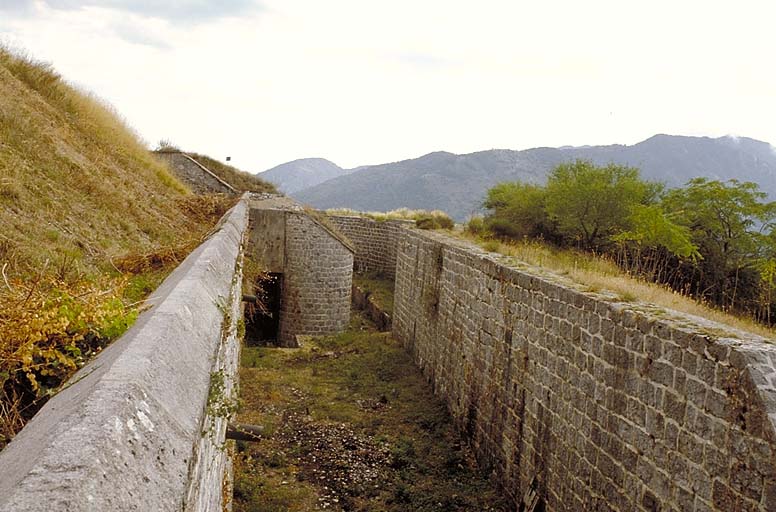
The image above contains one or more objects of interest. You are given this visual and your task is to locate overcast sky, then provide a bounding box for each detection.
[1,0,775,172]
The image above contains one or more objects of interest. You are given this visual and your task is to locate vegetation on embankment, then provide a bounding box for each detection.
[0,47,235,448]
[326,207,454,230]
[234,312,506,511]
[470,159,776,336]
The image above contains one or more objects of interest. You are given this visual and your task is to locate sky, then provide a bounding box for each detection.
[1,0,775,173]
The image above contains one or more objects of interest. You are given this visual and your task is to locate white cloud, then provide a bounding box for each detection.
[0,0,262,23]
[1,0,775,173]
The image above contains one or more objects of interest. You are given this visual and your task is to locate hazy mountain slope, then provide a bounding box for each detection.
[294,135,776,220]
[260,157,354,193]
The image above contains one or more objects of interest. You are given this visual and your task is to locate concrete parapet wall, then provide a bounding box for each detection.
[393,228,776,511]
[0,198,249,511]
[327,215,412,278]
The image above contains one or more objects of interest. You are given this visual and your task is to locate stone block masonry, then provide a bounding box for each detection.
[155,151,236,194]
[327,215,413,279]
[279,212,354,345]
[393,228,776,511]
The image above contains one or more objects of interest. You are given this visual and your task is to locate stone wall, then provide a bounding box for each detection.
[327,215,412,278]
[0,198,249,511]
[279,212,354,345]
[155,151,236,194]
[393,228,776,511]
[352,284,392,332]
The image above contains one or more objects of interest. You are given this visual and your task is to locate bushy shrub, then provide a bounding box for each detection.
[465,216,485,235]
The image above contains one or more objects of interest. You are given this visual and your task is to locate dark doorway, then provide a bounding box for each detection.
[244,272,282,345]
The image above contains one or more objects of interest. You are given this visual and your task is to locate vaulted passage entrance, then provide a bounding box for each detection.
[244,272,282,345]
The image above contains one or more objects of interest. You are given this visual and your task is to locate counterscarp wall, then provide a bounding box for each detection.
[327,215,412,278]
[393,228,776,511]
[0,198,248,511]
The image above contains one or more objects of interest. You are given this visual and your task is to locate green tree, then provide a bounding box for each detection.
[543,160,661,250]
[613,204,700,279]
[662,178,776,309]
[483,182,554,239]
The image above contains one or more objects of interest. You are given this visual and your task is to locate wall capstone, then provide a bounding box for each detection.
[155,151,236,194]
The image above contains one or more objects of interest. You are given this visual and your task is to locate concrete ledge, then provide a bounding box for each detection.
[0,198,249,511]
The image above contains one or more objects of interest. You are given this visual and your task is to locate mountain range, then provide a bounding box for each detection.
[258,135,776,220]
[260,158,357,194]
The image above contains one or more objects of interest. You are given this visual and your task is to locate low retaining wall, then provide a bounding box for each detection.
[393,228,776,511]
[327,215,412,278]
[352,284,391,331]
[0,198,249,511]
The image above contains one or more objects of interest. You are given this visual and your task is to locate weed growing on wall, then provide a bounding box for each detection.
[204,369,239,439]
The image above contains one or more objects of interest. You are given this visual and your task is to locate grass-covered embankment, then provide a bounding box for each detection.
[0,47,271,448]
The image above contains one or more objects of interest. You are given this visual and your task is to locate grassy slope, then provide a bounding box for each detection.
[0,48,246,446]
[353,273,395,313]
[0,49,212,276]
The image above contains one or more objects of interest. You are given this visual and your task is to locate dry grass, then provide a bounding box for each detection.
[0,46,232,447]
[353,273,395,313]
[462,234,776,339]
[0,47,210,278]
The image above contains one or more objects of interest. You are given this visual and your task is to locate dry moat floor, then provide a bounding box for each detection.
[233,311,507,511]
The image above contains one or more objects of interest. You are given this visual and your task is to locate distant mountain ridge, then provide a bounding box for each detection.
[259,158,355,194]
[269,135,776,220]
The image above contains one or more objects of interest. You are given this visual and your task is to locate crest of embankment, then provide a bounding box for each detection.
[392,228,776,511]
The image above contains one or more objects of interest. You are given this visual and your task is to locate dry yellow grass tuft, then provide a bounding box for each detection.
[463,234,776,339]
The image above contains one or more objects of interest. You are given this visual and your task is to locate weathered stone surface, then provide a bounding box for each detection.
[0,198,249,511]
[327,215,413,278]
[248,208,285,272]
[393,228,776,512]
[279,212,353,345]
[155,151,236,194]
[352,284,391,331]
